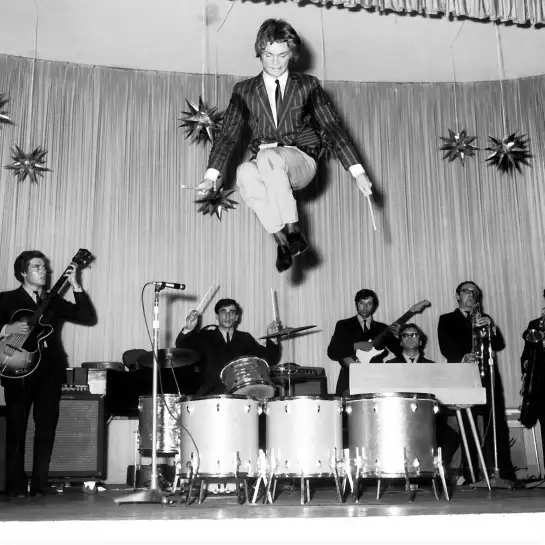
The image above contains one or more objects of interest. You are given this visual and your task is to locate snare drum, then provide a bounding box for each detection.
[220,356,275,399]
[179,395,261,477]
[265,396,343,477]
[138,394,181,454]
[345,392,438,478]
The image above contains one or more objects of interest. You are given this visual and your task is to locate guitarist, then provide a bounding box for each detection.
[327,289,400,397]
[0,250,95,498]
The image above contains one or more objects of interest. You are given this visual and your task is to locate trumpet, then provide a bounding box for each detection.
[523,308,545,343]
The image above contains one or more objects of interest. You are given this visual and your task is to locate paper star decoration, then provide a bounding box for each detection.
[0,93,13,127]
[179,97,223,144]
[4,145,51,183]
[439,129,479,164]
[195,187,237,220]
[485,132,531,173]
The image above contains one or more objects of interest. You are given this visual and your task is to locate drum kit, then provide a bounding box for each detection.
[116,288,449,506]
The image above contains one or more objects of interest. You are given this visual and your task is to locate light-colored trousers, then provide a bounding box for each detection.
[236,146,317,234]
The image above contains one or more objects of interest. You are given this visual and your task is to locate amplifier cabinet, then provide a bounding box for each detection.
[23,394,105,480]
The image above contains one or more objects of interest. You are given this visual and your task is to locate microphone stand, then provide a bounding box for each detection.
[115,284,165,504]
[472,326,514,490]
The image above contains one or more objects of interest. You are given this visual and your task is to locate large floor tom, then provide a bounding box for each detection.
[138,394,181,454]
[265,396,343,477]
[345,392,438,478]
[221,356,275,399]
[179,395,261,477]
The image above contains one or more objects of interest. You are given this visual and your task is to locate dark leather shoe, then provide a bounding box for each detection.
[276,245,292,273]
[30,485,58,497]
[287,232,308,256]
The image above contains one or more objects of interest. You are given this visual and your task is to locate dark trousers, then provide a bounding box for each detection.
[3,356,63,493]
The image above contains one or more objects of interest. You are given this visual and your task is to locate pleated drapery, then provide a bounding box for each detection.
[1,53,544,408]
[253,0,545,26]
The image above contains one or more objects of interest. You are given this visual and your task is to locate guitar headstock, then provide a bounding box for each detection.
[71,248,94,269]
[410,300,431,314]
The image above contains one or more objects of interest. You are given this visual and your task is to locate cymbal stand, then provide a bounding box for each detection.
[115,285,165,504]
[472,328,513,490]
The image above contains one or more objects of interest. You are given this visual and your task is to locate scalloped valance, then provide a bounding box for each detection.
[250,0,545,26]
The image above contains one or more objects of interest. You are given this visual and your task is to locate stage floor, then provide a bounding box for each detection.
[1,481,545,545]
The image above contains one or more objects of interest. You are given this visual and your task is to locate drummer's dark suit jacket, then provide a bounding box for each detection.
[327,316,399,396]
[385,355,435,363]
[175,326,280,395]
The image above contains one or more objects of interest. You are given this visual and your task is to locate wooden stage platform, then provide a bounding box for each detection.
[1,481,545,545]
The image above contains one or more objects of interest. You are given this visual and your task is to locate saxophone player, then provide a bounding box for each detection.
[520,291,545,454]
[437,281,514,484]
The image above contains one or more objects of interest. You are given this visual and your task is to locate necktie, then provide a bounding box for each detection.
[226,333,231,344]
[275,79,282,122]
[34,291,42,306]
[363,321,369,333]
[410,358,415,363]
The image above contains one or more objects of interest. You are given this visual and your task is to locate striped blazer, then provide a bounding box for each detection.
[208,71,361,175]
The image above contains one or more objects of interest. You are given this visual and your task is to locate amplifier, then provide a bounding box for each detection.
[23,393,105,481]
[271,364,328,396]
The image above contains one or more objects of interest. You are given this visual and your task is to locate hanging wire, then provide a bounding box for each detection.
[26,0,40,150]
[494,24,508,136]
[215,0,238,105]
[201,0,207,99]
[449,20,465,132]
[320,7,326,86]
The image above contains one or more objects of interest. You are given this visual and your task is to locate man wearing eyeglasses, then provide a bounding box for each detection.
[385,323,433,363]
[0,250,95,499]
[437,280,513,485]
[176,298,280,396]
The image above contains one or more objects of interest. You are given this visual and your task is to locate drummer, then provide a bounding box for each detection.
[175,298,281,395]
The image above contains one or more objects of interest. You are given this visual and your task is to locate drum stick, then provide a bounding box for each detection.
[366,195,377,232]
[196,282,217,314]
[270,289,279,322]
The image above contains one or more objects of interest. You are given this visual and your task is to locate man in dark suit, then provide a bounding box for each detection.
[519,291,545,454]
[327,289,399,396]
[0,250,95,498]
[175,298,280,395]
[437,280,513,483]
[198,18,373,273]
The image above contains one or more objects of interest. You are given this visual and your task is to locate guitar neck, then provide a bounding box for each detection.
[371,309,417,348]
[27,267,71,325]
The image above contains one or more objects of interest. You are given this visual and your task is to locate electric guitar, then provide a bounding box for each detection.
[355,300,432,364]
[0,248,93,379]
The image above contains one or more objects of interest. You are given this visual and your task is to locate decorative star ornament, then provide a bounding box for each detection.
[179,97,223,144]
[0,93,13,127]
[439,129,479,164]
[485,132,531,173]
[195,187,237,220]
[4,145,51,183]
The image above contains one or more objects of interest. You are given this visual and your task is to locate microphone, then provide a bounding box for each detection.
[153,281,186,290]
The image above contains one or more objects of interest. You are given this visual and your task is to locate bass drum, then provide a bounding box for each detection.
[345,392,439,478]
[138,394,181,455]
[265,396,343,477]
[179,395,261,477]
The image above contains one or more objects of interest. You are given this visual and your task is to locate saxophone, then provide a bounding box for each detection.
[462,303,488,377]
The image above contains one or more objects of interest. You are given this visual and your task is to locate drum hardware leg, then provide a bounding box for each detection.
[185,465,196,506]
[333,458,344,504]
[435,447,450,501]
[252,475,263,504]
[455,409,477,484]
[300,473,305,505]
[264,470,275,504]
[272,478,277,501]
[235,472,243,505]
[376,479,381,501]
[244,478,250,505]
[198,479,206,504]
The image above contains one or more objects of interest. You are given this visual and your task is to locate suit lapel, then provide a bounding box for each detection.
[254,75,276,128]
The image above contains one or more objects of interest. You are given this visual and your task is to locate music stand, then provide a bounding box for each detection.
[115,285,165,504]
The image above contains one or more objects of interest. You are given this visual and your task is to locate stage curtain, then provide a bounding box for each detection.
[248,0,545,25]
[0,53,544,408]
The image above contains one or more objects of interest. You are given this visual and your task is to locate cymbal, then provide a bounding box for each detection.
[260,325,316,340]
[137,348,200,369]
